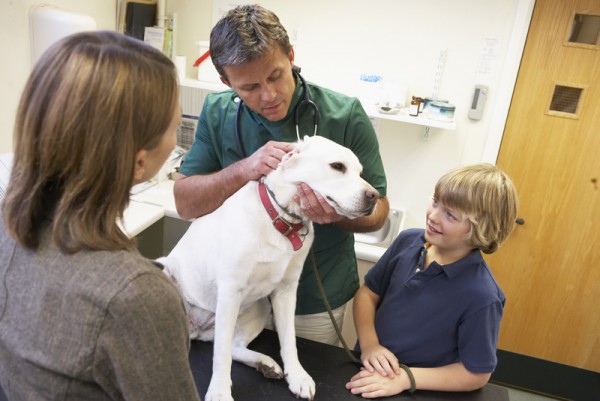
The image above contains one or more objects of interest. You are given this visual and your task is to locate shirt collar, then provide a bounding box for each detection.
[440,249,484,279]
[414,231,483,279]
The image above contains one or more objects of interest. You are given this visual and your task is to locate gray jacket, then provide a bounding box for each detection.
[0,219,200,401]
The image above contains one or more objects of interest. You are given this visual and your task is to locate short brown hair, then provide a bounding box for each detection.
[433,163,519,254]
[209,4,292,79]
[3,31,178,252]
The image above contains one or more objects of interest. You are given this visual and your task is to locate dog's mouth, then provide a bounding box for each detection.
[325,196,376,219]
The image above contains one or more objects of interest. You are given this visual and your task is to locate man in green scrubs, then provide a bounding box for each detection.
[174,4,389,345]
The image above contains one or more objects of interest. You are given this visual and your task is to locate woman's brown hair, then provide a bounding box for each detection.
[2,30,178,252]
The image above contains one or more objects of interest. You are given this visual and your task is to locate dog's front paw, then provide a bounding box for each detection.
[205,380,234,401]
[286,368,316,400]
[256,359,284,379]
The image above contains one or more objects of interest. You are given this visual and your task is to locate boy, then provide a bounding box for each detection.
[346,163,518,397]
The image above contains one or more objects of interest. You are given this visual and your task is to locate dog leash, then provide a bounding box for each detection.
[309,249,417,393]
[308,249,361,364]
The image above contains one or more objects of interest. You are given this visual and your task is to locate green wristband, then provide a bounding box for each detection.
[399,363,416,393]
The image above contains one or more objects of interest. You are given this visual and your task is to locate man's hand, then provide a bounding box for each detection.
[294,183,345,224]
[243,141,295,181]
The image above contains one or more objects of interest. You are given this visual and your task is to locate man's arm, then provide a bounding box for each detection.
[174,141,295,220]
[295,183,390,232]
[173,161,251,220]
[338,196,389,233]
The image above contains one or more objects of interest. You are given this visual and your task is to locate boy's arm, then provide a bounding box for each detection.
[346,362,490,398]
[411,362,491,391]
[353,284,401,377]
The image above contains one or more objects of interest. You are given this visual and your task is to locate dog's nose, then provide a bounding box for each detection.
[365,187,379,201]
[363,187,379,215]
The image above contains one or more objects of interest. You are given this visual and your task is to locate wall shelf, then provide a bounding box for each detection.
[363,103,456,131]
[180,77,227,92]
[179,78,457,132]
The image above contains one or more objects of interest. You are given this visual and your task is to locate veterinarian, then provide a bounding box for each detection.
[345,164,518,397]
[0,31,200,400]
[174,4,389,345]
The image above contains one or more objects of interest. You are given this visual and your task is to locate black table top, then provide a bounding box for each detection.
[0,329,509,401]
[189,329,510,401]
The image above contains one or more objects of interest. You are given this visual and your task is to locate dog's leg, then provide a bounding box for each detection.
[187,304,215,341]
[271,282,316,400]
[160,258,217,341]
[231,298,284,379]
[205,288,243,401]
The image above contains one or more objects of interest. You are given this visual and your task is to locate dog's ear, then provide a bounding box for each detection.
[297,136,310,151]
[280,149,301,170]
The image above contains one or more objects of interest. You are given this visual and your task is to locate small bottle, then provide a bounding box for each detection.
[417,97,425,113]
[409,98,419,116]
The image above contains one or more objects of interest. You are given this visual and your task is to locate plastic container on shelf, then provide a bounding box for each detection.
[428,101,456,121]
[357,74,384,106]
[423,97,449,113]
[194,40,221,83]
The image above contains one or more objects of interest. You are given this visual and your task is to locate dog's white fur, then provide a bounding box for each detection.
[159,135,379,401]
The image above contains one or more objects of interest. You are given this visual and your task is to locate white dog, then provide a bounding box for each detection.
[159,135,379,401]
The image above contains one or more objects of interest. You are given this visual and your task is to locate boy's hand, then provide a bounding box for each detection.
[360,343,402,378]
[345,367,410,398]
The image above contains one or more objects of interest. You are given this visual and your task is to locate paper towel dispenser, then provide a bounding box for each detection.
[29,6,96,65]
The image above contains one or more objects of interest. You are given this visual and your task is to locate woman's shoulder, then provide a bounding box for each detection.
[67,249,174,303]
[97,249,168,283]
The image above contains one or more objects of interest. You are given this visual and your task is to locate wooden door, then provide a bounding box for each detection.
[485,0,600,372]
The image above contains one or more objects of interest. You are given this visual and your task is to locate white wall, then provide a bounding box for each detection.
[171,0,532,229]
[167,0,213,78]
[0,0,116,153]
[0,0,533,231]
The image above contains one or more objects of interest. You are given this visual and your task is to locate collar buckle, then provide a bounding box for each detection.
[273,216,293,236]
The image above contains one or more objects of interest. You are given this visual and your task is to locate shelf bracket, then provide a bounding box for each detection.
[422,48,447,142]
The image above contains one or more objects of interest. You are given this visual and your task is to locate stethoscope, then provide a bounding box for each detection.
[234,69,320,158]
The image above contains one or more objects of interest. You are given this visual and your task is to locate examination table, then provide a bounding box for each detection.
[0,329,508,400]
[188,329,509,401]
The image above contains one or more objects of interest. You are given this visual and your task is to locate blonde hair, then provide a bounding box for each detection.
[3,31,178,252]
[433,163,518,254]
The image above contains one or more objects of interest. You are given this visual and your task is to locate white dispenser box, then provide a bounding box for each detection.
[195,41,221,83]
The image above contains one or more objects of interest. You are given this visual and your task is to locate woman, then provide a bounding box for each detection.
[0,31,200,400]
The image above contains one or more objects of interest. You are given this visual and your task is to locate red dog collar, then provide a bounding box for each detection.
[258,181,305,251]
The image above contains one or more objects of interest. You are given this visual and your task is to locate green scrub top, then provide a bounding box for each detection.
[180,77,387,314]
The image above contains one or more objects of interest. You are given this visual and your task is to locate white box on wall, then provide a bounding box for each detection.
[29,5,96,65]
[195,40,221,83]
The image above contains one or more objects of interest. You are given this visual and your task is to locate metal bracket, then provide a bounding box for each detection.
[423,126,431,141]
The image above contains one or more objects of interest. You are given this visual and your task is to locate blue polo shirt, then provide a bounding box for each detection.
[362,228,505,374]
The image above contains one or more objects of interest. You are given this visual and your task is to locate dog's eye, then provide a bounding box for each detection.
[330,162,346,173]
